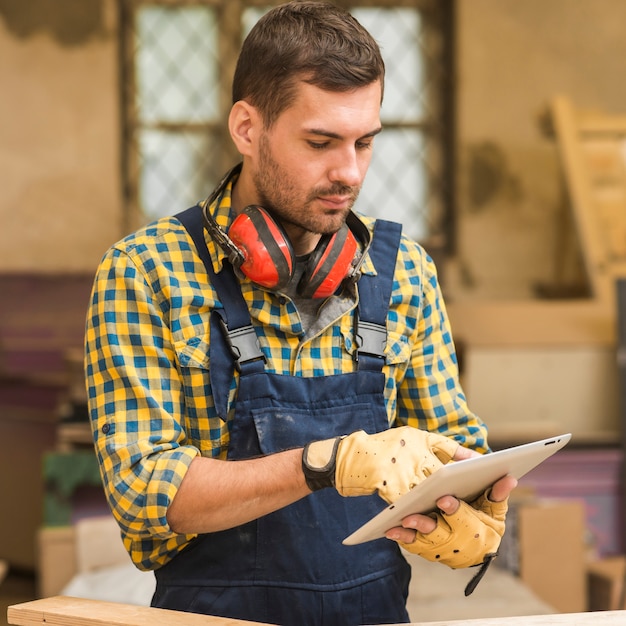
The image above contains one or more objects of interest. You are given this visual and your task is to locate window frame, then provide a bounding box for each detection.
[119,0,455,254]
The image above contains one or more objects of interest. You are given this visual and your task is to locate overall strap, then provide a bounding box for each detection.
[175,206,257,334]
[176,206,403,398]
[175,206,265,419]
[355,219,403,371]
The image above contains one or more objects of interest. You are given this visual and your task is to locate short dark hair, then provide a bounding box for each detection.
[232,1,385,127]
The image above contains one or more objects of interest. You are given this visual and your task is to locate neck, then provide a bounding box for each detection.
[229,172,254,216]
[282,225,322,256]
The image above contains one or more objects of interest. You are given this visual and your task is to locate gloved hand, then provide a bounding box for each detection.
[397,488,507,568]
[301,426,459,503]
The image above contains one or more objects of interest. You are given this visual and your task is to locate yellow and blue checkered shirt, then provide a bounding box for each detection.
[84,182,488,571]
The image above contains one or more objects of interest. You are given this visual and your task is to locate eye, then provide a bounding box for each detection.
[356,139,374,151]
[308,141,329,150]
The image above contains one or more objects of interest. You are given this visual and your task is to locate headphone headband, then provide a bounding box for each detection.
[200,164,245,267]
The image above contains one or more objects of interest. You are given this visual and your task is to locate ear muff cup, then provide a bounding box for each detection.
[299,224,358,298]
[227,205,358,298]
[228,206,295,291]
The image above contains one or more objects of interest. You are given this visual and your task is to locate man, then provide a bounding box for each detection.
[85,2,515,625]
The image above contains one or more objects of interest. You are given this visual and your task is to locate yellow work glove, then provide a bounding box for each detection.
[301,426,459,503]
[398,488,508,595]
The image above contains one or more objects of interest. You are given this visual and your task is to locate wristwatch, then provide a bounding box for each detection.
[301,436,345,491]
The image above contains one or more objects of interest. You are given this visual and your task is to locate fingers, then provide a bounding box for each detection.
[429,433,460,464]
[436,494,460,515]
[489,475,518,502]
[385,527,417,543]
[384,509,438,543]
[431,475,517,517]
[452,446,480,462]
[399,500,505,568]
[385,487,488,542]
[386,476,516,544]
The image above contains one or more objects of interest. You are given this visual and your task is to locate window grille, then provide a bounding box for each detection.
[120,0,454,248]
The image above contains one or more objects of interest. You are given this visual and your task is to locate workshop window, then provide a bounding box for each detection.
[121,1,454,248]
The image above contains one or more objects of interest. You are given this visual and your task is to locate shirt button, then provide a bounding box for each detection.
[102,423,111,435]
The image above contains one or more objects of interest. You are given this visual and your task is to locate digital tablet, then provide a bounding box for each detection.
[343,433,571,545]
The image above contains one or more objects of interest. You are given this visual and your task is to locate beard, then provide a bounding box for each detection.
[252,133,360,235]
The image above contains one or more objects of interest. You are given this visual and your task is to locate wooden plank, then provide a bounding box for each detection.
[550,96,612,301]
[446,300,614,347]
[410,611,626,625]
[550,96,626,305]
[7,597,272,626]
[577,110,626,134]
[7,597,626,625]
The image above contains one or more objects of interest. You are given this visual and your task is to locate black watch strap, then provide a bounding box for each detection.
[302,436,343,492]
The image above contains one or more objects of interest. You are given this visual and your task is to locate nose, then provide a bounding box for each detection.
[328,147,365,188]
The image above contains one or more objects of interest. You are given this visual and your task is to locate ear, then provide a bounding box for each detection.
[229,101,261,157]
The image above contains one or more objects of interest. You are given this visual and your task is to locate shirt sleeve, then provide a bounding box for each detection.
[394,245,489,453]
[85,245,199,569]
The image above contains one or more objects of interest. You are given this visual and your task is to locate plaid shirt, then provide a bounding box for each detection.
[84,179,488,571]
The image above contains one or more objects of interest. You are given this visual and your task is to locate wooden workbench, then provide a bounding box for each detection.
[7,596,626,625]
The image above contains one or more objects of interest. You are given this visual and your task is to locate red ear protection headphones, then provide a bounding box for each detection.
[201,165,370,298]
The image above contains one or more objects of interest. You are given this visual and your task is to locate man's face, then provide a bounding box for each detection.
[250,80,382,239]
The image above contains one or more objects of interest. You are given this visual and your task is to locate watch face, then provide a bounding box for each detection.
[304,438,338,471]
[302,437,341,491]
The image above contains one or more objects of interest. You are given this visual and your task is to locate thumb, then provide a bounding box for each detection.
[453,446,480,462]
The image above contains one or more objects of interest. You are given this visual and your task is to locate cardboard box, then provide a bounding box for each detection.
[0,411,58,569]
[37,526,77,598]
[587,556,626,611]
[37,516,128,599]
[517,447,623,558]
[498,498,587,613]
[446,300,620,444]
[462,345,620,442]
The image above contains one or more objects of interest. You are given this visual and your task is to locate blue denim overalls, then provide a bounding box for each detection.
[152,206,411,625]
